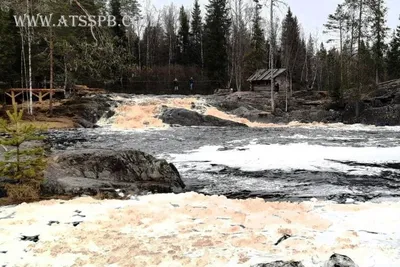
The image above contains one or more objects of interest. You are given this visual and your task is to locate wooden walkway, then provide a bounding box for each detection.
[5,88,65,106]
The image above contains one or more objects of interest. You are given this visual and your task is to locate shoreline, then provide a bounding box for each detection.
[4,92,400,130]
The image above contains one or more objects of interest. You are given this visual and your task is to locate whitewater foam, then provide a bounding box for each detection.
[169,143,400,175]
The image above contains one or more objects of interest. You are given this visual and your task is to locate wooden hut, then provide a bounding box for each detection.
[247,68,287,92]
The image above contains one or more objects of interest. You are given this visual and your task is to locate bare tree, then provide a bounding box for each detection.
[27,0,33,115]
[270,0,275,112]
[162,3,178,84]
[230,0,249,91]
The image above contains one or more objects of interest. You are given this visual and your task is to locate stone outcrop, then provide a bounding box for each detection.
[53,94,115,128]
[42,149,185,197]
[208,85,400,126]
[342,87,400,125]
[160,108,248,127]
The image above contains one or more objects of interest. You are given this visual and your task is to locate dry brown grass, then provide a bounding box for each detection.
[1,102,76,130]
[21,117,75,129]
[3,184,40,202]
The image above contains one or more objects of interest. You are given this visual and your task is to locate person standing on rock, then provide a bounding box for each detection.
[189,77,194,91]
[174,78,179,92]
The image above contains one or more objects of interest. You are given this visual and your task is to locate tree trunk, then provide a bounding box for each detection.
[270,0,275,112]
[169,33,171,90]
[339,21,343,92]
[64,56,68,95]
[138,34,141,69]
[356,0,363,118]
[20,29,29,110]
[49,27,54,116]
[200,31,204,79]
[285,73,289,112]
[26,0,33,114]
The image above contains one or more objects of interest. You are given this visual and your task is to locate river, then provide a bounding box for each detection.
[47,120,400,203]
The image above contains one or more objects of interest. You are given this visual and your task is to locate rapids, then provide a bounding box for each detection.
[47,94,400,202]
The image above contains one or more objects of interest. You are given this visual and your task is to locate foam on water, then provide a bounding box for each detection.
[170,143,400,175]
[1,194,400,266]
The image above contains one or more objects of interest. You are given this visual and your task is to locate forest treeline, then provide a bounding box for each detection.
[0,0,399,97]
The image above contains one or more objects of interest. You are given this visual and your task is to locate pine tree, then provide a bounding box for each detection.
[326,48,341,99]
[324,3,347,88]
[0,8,20,87]
[191,0,203,67]
[252,0,264,53]
[305,34,315,88]
[244,0,266,75]
[368,0,389,83]
[0,107,46,201]
[110,0,126,42]
[280,8,301,93]
[204,0,231,83]
[316,42,328,91]
[177,6,190,65]
[386,26,400,80]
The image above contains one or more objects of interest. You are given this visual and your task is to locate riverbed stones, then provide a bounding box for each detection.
[42,149,185,197]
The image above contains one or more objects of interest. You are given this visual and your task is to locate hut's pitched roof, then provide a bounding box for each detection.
[247,68,287,82]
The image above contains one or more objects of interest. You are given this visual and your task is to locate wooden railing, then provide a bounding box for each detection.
[4,88,65,106]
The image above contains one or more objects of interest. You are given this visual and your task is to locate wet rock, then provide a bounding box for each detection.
[0,212,15,220]
[252,261,305,267]
[208,92,271,111]
[274,234,291,245]
[20,235,39,243]
[324,253,358,267]
[207,86,400,125]
[230,106,261,120]
[53,95,112,128]
[48,221,60,226]
[160,108,247,127]
[42,149,185,197]
[75,118,95,128]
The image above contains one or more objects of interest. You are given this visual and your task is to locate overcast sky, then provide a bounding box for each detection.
[151,0,400,45]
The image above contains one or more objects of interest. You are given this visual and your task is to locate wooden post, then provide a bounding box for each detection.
[39,92,43,103]
[11,91,16,107]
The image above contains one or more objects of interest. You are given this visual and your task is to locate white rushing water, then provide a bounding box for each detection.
[169,143,400,176]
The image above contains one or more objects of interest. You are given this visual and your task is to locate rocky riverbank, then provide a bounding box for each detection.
[11,84,400,130]
[1,192,399,266]
[207,83,400,126]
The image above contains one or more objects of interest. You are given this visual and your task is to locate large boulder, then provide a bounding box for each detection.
[343,102,400,126]
[53,94,115,128]
[207,91,271,111]
[42,149,185,197]
[324,254,358,267]
[160,108,248,127]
